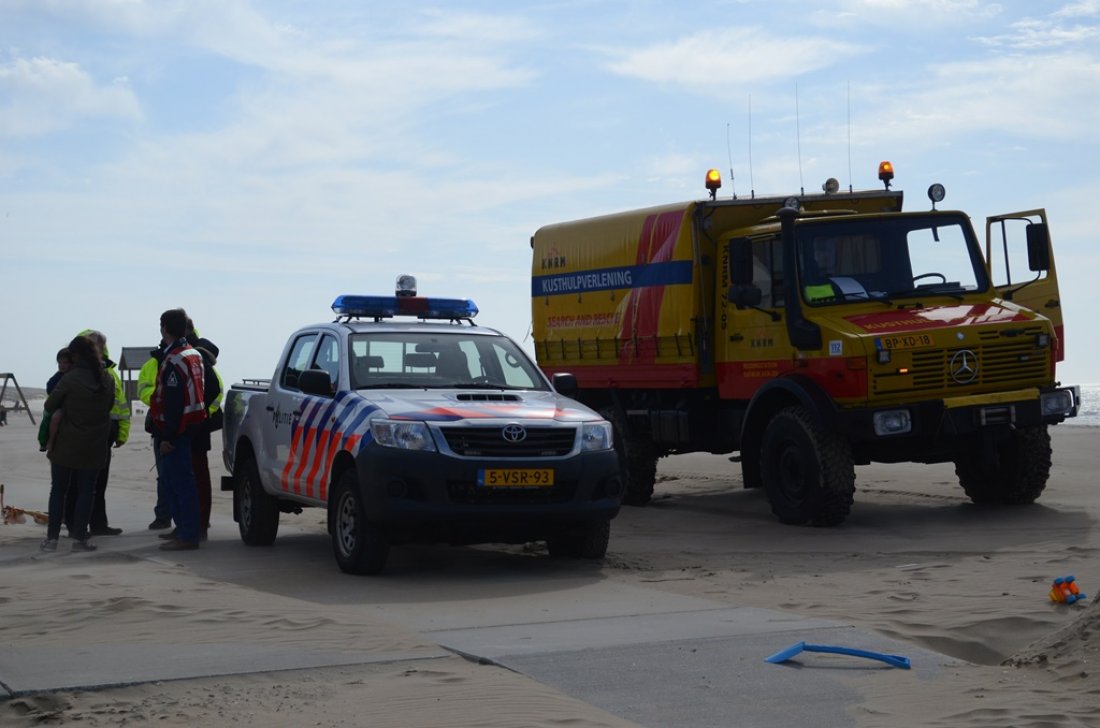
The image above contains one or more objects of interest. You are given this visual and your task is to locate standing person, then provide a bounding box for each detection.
[138,343,172,530]
[150,308,206,551]
[41,334,114,552]
[188,324,222,541]
[158,324,222,542]
[64,330,130,536]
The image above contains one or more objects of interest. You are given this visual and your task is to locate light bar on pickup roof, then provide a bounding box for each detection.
[332,295,479,320]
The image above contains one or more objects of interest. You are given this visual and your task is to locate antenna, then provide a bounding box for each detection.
[795,82,804,196]
[847,81,853,193]
[748,95,755,199]
[726,122,736,199]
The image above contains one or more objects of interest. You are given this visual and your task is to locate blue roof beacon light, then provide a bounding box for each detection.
[331,294,479,322]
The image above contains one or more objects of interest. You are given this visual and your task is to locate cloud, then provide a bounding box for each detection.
[1052,1,1100,19]
[975,12,1100,49]
[605,26,866,93]
[0,56,143,137]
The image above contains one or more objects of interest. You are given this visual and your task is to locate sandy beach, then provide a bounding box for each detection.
[1,399,1097,727]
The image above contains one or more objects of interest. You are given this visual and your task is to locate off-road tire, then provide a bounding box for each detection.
[547,519,611,559]
[760,406,855,526]
[330,469,389,575]
[954,425,1051,505]
[236,455,279,545]
[601,406,657,506]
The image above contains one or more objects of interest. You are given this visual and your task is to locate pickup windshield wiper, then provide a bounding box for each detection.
[357,382,424,389]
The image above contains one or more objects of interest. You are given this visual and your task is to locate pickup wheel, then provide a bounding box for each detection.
[236,455,279,545]
[547,519,611,559]
[330,469,389,575]
[600,406,657,506]
[760,406,855,526]
[954,425,1051,505]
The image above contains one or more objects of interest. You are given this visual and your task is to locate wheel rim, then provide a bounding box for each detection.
[336,492,358,557]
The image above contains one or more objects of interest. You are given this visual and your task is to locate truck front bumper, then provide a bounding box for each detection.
[840,385,1080,463]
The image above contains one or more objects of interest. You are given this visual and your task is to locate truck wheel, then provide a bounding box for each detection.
[236,455,279,545]
[954,425,1051,505]
[547,519,610,559]
[330,469,388,575]
[601,406,657,506]
[760,406,854,526]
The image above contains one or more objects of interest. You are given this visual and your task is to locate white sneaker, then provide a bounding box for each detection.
[40,538,58,552]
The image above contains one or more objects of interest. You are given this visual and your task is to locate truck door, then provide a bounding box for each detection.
[261,332,318,492]
[985,209,1065,361]
[717,233,791,399]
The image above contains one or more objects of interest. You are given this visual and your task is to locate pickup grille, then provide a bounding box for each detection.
[439,426,577,457]
[872,332,1049,396]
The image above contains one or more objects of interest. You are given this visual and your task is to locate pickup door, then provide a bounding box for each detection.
[986,209,1064,361]
[260,331,342,501]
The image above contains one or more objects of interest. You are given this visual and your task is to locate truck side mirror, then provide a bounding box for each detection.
[727,284,763,307]
[552,372,577,398]
[298,368,333,396]
[1025,222,1051,272]
[728,237,755,286]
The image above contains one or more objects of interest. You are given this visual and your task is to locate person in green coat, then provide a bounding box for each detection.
[41,334,115,552]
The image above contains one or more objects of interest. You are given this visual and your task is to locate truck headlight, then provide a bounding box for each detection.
[371,420,437,451]
[581,422,613,451]
[873,409,912,436]
[1040,389,1077,417]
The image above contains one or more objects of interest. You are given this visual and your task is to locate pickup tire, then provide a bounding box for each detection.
[601,406,657,506]
[760,405,855,526]
[547,519,611,559]
[330,469,389,575]
[954,425,1051,505]
[236,455,279,545]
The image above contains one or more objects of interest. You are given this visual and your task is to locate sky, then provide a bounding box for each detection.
[2,0,1099,397]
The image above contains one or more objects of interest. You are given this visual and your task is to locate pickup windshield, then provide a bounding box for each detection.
[349,332,550,391]
[797,213,989,306]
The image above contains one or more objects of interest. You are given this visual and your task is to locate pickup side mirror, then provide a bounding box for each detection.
[1025,222,1051,272]
[552,372,577,398]
[298,368,333,396]
[728,237,755,286]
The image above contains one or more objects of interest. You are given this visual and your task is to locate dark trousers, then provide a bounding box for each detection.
[193,449,212,531]
[49,463,96,541]
[160,434,200,543]
[65,421,116,530]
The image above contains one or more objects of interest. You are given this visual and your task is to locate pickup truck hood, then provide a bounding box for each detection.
[354,389,601,423]
[837,301,1035,336]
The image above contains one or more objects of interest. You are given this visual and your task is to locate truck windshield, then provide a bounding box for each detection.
[349,332,549,391]
[797,213,988,306]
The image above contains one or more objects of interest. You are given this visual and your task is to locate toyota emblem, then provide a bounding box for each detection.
[501,424,527,442]
[949,349,978,384]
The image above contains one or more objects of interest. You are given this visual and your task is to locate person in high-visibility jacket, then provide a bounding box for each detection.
[150,308,207,551]
[184,324,223,541]
[138,345,172,530]
[64,329,130,537]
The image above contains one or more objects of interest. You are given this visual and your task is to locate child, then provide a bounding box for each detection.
[38,348,72,452]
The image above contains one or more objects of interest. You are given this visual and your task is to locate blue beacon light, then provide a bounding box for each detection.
[332,295,479,320]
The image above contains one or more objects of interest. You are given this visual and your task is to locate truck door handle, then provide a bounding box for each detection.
[1046,299,1060,308]
[266,406,275,411]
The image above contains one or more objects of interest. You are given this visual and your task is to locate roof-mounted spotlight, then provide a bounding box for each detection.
[705,169,722,200]
[878,161,895,190]
[927,183,946,210]
[822,177,840,194]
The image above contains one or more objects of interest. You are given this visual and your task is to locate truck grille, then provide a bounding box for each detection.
[872,331,1049,396]
[438,426,578,457]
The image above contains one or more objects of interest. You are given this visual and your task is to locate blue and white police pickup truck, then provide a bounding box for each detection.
[221,280,623,574]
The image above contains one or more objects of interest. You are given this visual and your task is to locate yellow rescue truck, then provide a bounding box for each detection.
[531,164,1079,525]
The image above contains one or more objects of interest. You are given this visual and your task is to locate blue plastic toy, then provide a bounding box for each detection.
[765,642,911,669]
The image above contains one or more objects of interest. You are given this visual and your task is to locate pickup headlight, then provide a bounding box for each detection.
[1040,388,1078,417]
[370,420,437,451]
[581,421,614,451]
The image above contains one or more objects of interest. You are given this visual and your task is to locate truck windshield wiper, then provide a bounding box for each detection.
[890,287,965,301]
